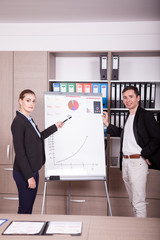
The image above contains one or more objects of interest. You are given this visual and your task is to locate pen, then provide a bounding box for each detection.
[63,115,72,123]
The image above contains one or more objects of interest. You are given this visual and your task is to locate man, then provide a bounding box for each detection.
[103,86,160,218]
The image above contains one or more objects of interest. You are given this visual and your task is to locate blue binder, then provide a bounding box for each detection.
[92,83,100,93]
[52,82,60,92]
[100,83,108,108]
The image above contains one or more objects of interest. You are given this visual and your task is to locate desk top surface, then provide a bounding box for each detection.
[0,214,160,240]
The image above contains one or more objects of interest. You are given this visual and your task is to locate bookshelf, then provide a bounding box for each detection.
[48,51,160,168]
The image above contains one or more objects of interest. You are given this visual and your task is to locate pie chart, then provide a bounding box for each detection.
[68,100,79,111]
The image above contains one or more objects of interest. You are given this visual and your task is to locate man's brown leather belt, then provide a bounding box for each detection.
[123,154,141,159]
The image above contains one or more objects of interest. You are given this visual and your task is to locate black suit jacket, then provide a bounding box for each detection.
[11,111,57,180]
[107,106,160,170]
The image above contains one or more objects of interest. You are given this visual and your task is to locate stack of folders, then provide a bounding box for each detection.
[110,82,156,109]
[110,110,160,129]
[110,110,128,129]
[52,82,108,108]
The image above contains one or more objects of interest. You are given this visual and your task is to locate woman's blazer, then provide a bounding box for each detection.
[11,111,57,180]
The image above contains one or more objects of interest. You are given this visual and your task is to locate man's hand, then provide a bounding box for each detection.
[145,159,151,166]
[102,111,109,127]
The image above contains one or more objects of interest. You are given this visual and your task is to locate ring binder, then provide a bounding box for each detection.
[100,55,108,80]
[111,55,119,80]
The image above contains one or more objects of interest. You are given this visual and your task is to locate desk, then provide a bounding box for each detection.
[0,214,160,240]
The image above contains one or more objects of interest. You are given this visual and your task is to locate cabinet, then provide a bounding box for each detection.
[0,51,48,214]
[0,52,13,165]
[13,51,48,130]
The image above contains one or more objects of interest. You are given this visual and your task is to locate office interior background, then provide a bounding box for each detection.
[0,0,160,217]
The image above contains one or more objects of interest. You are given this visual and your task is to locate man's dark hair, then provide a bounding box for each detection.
[122,85,140,97]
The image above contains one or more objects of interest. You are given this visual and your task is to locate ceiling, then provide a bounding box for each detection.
[0,0,160,23]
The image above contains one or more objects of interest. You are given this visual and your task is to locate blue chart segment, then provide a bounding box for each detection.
[68,100,79,111]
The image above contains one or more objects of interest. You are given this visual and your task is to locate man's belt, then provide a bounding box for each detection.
[123,154,141,159]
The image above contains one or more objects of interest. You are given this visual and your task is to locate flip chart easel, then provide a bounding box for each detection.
[41,92,112,216]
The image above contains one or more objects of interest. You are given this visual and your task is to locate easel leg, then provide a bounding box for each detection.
[41,181,47,215]
[104,180,112,216]
[68,181,71,215]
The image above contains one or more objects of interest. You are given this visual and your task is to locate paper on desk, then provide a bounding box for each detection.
[46,221,82,235]
[3,221,45,235]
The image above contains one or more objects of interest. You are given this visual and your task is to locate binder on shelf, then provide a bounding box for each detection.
[100,55,108,80]
[125,82,130,87]
[111,83,116,108]
[76,83,84,93]
[52,82,60,92]
[140,83,145,108]
[150,83,156,108]
[145,83,151,108]
[136,83,140,94]
[100,83,108,108]
[110,111,115,125]
[120,83,125,108]
[116,83,120,108]
[110,110,129,129]
[92,83,100,93]
[115,112,119,128]
[68,83,76,93]
[60,83,68,92]
[84,83,92,93]
[111,55,119,80]
[120,111,125,128]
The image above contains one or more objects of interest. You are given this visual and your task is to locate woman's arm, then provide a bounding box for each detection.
[41,121,64,140]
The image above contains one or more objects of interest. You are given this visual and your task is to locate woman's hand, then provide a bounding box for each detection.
[28,177,36,189]
[102,111,109,127]
[55,121,64,128]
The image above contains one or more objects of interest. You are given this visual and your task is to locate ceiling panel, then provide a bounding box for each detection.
[0,0,160,23]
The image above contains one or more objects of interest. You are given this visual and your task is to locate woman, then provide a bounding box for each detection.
[11,89,64,214]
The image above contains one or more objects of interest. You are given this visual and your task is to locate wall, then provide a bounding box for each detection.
[0,21,160,51]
